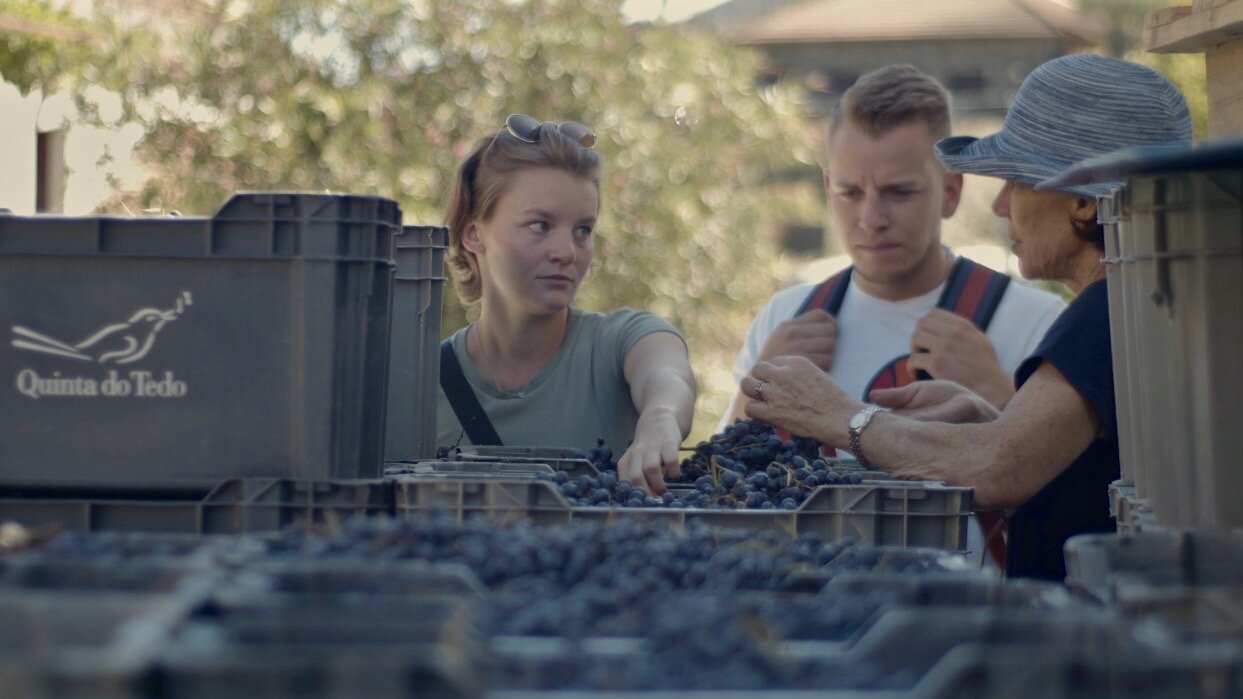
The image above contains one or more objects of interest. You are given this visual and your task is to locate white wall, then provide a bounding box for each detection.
[0,81,40,213]
[0,78,146,215]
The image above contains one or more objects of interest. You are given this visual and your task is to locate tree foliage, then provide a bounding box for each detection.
[1075,0,1209,139]
[0,0,95,95]
[86,0,813,438]
[1076,0,1169,56]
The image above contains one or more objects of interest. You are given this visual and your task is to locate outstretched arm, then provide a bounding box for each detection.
[619,331,697,495]
[742,356,1099,510]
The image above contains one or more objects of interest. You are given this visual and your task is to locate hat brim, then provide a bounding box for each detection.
[935,134,1120,199]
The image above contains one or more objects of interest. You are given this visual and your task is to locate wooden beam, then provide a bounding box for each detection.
[1145,0,1243,53]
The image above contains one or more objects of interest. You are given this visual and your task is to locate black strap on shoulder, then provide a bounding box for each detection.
[796,267,853,316]
[439,339,502,446]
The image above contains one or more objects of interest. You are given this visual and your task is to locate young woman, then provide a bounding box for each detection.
[437,114,696,495]
[739,55,1192,580]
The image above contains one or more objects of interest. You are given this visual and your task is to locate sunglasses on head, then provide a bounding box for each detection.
[501,113,596,149]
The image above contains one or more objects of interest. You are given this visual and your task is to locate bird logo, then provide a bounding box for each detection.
[11,292,193,365]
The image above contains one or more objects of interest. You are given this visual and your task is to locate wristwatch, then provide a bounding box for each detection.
[848,405,884,469]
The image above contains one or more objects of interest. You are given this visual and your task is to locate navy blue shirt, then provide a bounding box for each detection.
[1009,280,1119,581]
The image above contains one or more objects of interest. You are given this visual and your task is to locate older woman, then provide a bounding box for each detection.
[437,114,696,494]
[742,55,1192,580]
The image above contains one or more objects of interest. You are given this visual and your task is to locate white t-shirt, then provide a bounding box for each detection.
[725,272,1066,428]
[723,267,1066,568]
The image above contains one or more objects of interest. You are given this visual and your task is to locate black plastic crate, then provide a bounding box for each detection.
[0,192,400,486]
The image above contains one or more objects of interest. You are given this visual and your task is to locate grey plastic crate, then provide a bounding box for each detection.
[159,593,483,699]
[1086,143,1243,528]
[913,639,1243,699]
[489,607,1130,693]
[0,483,212,534]
[0,556,211,593]
[433,445,602,478]
[392,477,971,550]
[0,192,400,487]
[198,478,392,533]
[1112,583,1243,642]
[386,460,560,480]
[213,559,485,599]
[1110,480,1160,535]
[158,650,481,699]
[0,588,201,699]
[1101,196,1141,492]
[385,225,448,463]
[1065,530,1243,603]
[0,477,393,535]
[36,531,214,559]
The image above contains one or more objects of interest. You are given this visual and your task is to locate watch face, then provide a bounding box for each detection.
[849,411,867,430]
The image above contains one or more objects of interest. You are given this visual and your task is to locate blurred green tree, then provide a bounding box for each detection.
[1077,0,1168,56]
[0,0,94,95]
[1075,1,1208,138]
[88,0,813,441]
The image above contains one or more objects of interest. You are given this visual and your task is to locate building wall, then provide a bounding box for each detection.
[0,78,145,215]
[756,38,1079,114]
[0,81,40,213]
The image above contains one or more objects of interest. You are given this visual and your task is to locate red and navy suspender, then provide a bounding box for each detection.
[865,257,1012,391]
[799,257,1011,395]
[798,256,1012,567]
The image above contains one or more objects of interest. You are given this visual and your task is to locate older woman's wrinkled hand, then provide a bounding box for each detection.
[741,356,862,447]
[868,380,1000,424]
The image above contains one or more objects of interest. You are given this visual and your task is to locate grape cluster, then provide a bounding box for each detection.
[240,515,979,691]
[586,437,615,472]
[539,459,863,510]
[675,418,825,482]
[548,420,864,510]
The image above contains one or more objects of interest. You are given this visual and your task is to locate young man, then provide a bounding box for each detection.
[721,66,1065,568]
[722,65,1064,428]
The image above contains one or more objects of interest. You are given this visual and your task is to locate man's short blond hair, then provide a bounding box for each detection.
[828,65,953,142]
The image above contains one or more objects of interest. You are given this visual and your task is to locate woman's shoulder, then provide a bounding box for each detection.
[569,308,681,359]
[572,307,674,331]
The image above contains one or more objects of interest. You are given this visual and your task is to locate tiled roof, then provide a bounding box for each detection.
[707,0,1102,45]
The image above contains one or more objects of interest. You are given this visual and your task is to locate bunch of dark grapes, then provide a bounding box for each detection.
[586,437,615,472]
[235,516,982,691]
[546,420,862,510]
[676,418,823,481]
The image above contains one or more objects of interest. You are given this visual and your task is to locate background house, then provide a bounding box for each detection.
[691,0,1102,115]
[687,0,1103,268]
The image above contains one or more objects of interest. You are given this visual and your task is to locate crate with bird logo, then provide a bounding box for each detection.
[0,192,401,487]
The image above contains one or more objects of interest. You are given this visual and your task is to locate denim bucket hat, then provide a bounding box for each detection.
[934,54,1193,199]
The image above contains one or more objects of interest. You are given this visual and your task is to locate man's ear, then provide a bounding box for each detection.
[941,171,964,219]
[461,221,485,255]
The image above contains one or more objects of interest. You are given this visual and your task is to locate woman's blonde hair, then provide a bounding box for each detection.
[444,124,603,304]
